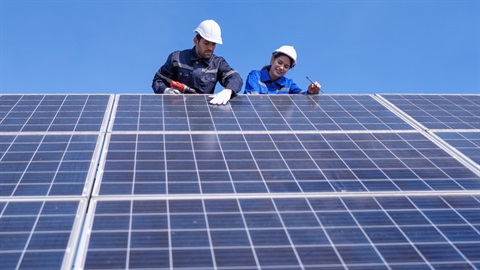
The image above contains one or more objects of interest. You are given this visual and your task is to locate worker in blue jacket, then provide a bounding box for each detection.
[152,20,243,105]
[244,45,321,95]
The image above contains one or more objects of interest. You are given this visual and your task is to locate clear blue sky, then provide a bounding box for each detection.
[1,0,479,95]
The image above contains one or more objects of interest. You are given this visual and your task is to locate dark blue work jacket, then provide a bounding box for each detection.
[152,47,243,95]
[244,66,307,94]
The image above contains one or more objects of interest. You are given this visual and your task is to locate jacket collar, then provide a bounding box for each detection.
[189,47,212,64]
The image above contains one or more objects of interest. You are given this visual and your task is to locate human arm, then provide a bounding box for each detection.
[209,57,243,104]
[244,70,262,94]
[216,57,243,96]
[151,53,177,94]
[288,80,321,95]
[287,80,307,94]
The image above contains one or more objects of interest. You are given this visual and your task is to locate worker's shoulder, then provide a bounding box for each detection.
[169,48,194,57]
[209,54,225,61]
[165,49,196,64]
[245,69,261,79]
[210,54,237,68]
[247,69,261,75]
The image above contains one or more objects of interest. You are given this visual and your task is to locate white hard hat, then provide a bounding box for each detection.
[194,20,223,44]
[273,45,297,67]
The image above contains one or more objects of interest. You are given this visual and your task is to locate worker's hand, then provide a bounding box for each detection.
[209,89,233,105]
[307,82,321,94]
[164,88,182,95]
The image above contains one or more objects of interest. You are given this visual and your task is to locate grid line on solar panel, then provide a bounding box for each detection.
[109,94,415,132]
[426,132,480,179]
[76,195,480,270]
[379,94,480,130]
[436,132,480,167]
[0,134,103,198]
[0,94,113,133]
[93,131,480,196]
[0,198,87,270]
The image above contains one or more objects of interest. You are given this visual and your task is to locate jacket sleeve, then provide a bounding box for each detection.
[152,53,177,94]
[288,81,308,95]
[217,58,243,95]
[244,70,262,94]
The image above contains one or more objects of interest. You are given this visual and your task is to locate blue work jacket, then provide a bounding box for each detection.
[152,47,243,95]
[244,66,307,94]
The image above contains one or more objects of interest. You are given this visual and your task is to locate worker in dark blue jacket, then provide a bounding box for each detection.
[244,45,321,95]
[152,20,243,105]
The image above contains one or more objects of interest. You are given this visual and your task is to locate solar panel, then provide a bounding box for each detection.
[0,95,112,132]
[0,94,111,269]
[76,195,480,269]
[1,94,479,270]
[110,95,414,132]
[380,94,480,130]
[94,131,479,196]
[0,134,104,197]
[0,199,87,269]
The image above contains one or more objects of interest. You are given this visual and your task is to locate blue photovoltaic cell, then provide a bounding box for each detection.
[97,131,480,195]
[110,95,414,132]
[381,94,480,129]
[0,134,100,197]
[0,200,82,270]
[80,195,480,269]
[0,95,110,132]
[436,132,480,165]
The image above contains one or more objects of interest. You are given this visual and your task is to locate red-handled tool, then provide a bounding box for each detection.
[157,72,198,94]
[169,80,197,94]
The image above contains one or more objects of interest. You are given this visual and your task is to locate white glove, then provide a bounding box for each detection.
[164,87,181,95]
[209,89,233,105]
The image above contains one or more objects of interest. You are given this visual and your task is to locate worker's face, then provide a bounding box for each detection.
[269,55,291,80]
[194,37,216,59]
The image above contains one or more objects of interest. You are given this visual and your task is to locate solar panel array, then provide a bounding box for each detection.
[1,94,479,270]
[0,94,112,270]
